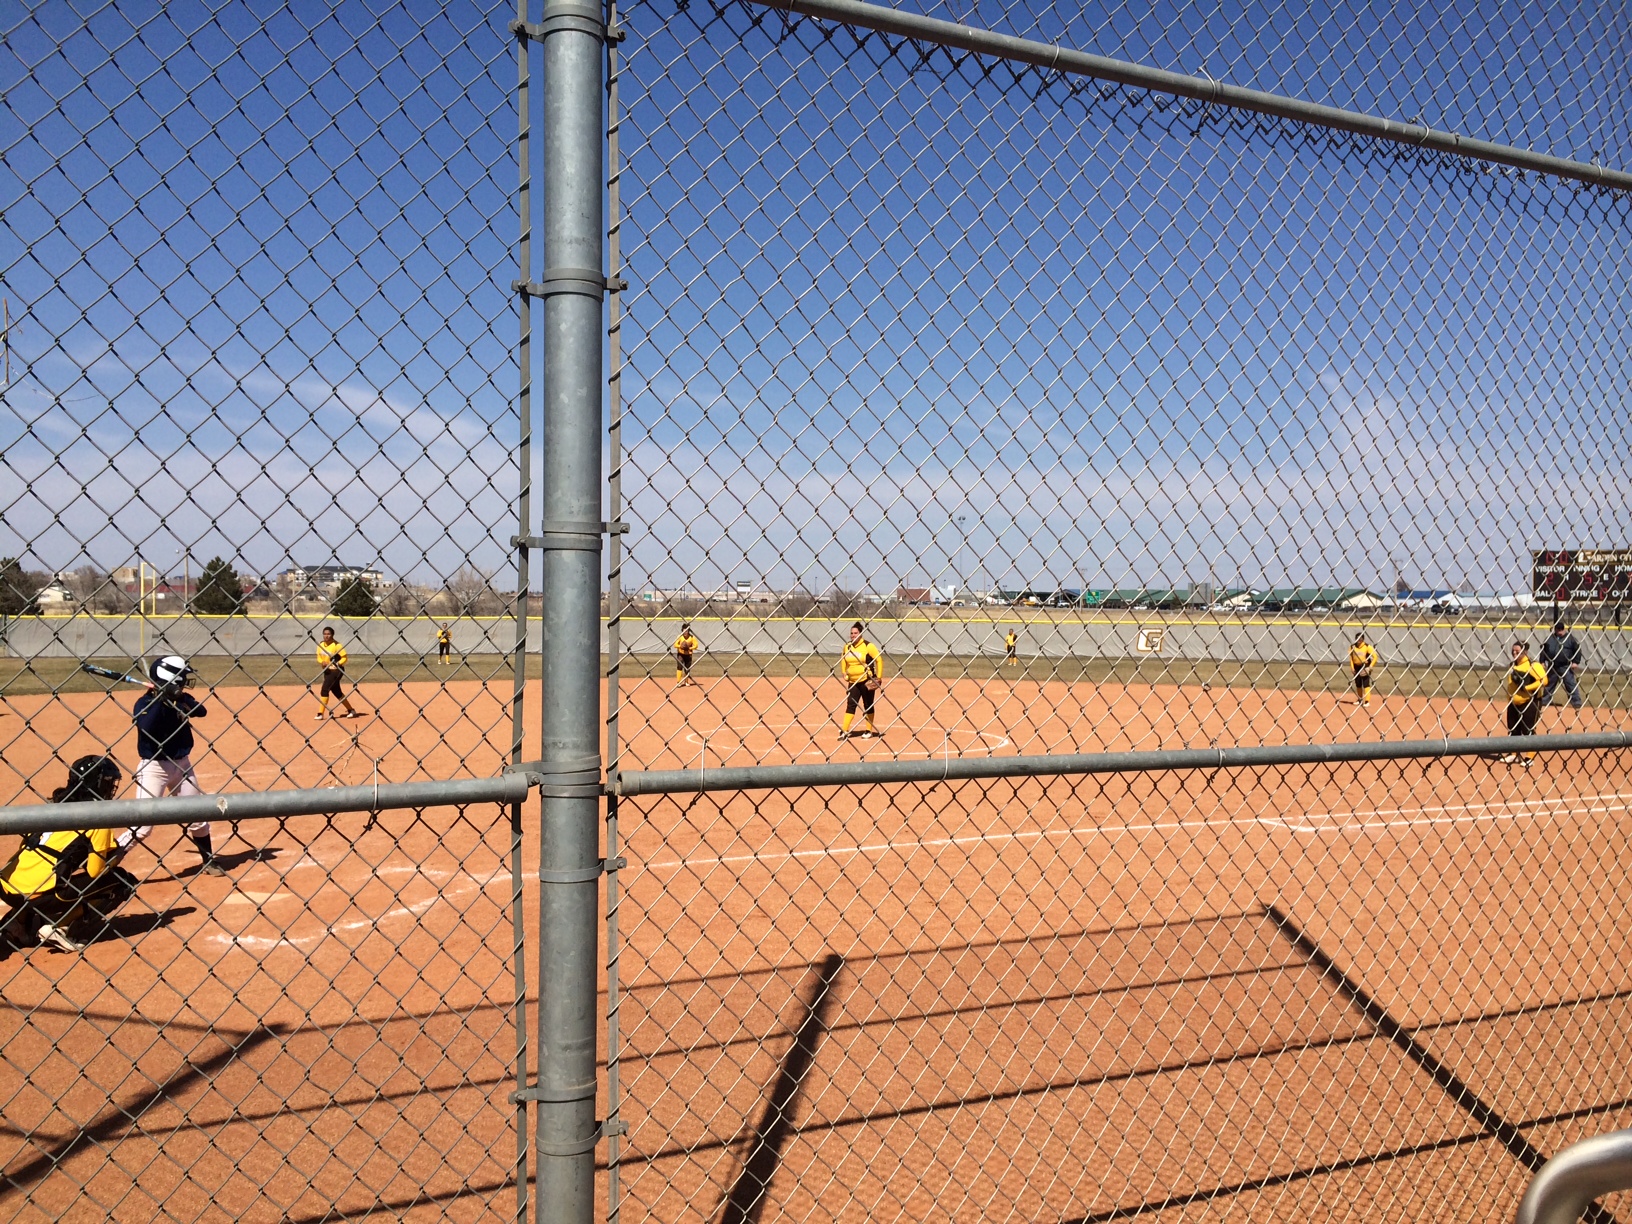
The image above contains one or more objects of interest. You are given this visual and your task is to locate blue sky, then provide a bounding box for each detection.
[3,0,1629,597]
[2,0,518,585]
[618,0,1632,597]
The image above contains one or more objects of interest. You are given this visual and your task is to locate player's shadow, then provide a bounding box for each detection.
[91,905,198,942]
[217,846,283,870]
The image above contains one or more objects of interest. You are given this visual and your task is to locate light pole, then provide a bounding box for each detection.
[956,514,967,603]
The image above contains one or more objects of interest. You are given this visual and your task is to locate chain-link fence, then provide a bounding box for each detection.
[2,3,537,1219]
[604,0,1632,1221]
[5,0,1632,1220]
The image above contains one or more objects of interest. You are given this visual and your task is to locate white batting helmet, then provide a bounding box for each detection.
[149,654,194,688]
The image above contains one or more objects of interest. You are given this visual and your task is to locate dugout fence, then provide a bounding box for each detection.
[4,1,1632,1222]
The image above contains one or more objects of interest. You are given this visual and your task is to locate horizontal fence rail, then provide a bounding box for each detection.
[0,774,533,837]
[753,0,1632,193]
[614,732,1632,795]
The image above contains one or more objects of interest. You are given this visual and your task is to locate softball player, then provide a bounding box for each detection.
[674,623,700,686]
[316,625,362,718]
[1004,629,1018,666]
[436,622,453,665]
[0,755,137,952]
[123,655,226,875]
[1348,632,1379,706]
[1499,641,1548,765]
[838,622,884,739]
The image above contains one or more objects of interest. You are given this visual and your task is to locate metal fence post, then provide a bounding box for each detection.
[531,0,607,1221]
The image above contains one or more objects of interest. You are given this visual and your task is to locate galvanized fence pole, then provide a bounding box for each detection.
[532,0,607,1220]
[511,0,538,1216]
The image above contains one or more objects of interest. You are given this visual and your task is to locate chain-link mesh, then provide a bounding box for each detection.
[6,0,1632,1220]
[2,1,521,804]
[1,802,522,1220]
[2,4,533,1218]
[608,1,1632,1220]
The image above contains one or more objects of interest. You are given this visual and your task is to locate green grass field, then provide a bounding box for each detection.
[10,652,1624,708]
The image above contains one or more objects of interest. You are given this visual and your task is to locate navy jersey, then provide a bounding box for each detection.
[134,690,206,761]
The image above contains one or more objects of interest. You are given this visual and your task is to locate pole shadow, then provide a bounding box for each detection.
[717,952,844,1224]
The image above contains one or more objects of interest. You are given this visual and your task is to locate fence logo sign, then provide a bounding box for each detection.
[1135,626,1165,654]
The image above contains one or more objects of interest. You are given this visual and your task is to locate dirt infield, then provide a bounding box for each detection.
[3,673,1630,1220]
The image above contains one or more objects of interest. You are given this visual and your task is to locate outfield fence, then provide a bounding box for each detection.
[4,0,1631,1221]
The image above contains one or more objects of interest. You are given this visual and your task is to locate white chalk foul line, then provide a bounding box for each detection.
[641,789,1632,874]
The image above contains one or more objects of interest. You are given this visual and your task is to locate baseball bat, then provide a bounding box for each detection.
[79,662,149,687]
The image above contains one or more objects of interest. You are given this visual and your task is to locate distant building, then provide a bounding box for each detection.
[280,564,385,599]
[1251,587,1385,612]
[895,587,932,605]
[34,578,75,608]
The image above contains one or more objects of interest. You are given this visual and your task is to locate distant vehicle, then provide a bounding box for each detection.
[1257,600,1284,613]
[1048,590,1082,607]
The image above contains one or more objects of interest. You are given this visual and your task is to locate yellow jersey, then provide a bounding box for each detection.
[674,632,700,656]
[437,627,451,646]
[0,826,118,900]
[317,640,348,672]
[840,638,883,684]
[1349,643,1378,672]
[1507,657,1547,706]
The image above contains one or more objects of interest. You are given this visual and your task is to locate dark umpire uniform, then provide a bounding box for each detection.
[1538,623,1585,708]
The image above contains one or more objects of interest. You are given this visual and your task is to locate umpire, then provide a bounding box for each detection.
[1538,621,1586,709]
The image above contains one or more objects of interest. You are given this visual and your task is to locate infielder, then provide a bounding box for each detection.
[316,625,363,718]
[1500,640,1548,766]
[1004,629,1018,667]
[838,622,884,739]
[122,655,226,875]
[1348,632,1379,706]
[674,623,700,687]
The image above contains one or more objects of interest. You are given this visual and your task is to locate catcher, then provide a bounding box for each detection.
[1348,632,1379,706]
[838,622,884,739]
[0,755,138,953]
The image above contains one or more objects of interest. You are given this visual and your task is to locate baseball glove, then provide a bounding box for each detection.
[866,678,881,691]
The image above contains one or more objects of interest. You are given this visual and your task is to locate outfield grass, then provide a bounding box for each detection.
[5,652,1627,709]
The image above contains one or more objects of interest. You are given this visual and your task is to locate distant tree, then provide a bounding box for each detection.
[331,577,379,618]
[193,556,247,615]
[0,558,45,616]
[447,564,499,615]
[63,565,120,613]
[824,588,859,618]
[380,583,420,617]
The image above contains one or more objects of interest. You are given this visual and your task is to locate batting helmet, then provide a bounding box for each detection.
[150,654,194,689]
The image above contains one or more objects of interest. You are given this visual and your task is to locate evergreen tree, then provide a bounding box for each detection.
[330,577,378,617]
[192,556,246,615]
[0,558,43,616]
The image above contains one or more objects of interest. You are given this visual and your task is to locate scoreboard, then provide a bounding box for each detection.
[1531,549,1632,601]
